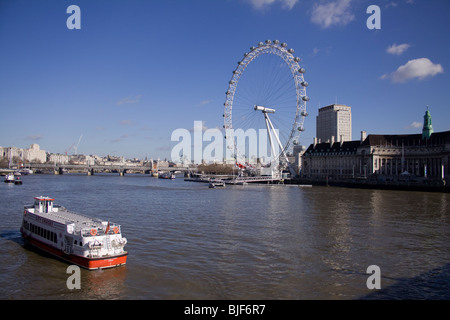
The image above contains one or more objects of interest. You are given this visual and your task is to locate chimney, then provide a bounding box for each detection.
[340,135,344,147]
[313,137,317,147]
[330,136,335,147]
[361,131,367,143]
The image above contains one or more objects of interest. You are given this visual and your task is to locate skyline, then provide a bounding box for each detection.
[1,0,449,160]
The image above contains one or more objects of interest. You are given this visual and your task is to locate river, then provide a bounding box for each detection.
[0,173,449,300]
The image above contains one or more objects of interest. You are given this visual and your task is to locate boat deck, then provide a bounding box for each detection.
[25,205,116,235]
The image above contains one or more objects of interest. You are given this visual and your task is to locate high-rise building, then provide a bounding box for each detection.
[316,104,352,143]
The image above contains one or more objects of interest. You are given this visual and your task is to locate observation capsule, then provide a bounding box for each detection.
[258,42,264,46]
[250,46,256,51]
[294,57,301,62]
[298,68,306,74]
[298,126,305,132]
[265,40,272,44]
[301,111,308,117]
[288,48,295,54]
[273,40,280,44]
[302,96,310,102]
[281,42,288,48]
[301,81,308,87]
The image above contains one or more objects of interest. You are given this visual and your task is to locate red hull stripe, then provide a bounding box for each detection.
[22,232,127,270]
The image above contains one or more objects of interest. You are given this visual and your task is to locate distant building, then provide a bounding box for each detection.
[48,153,69,165]
[0,144,47,164]
[316,104,352,143]
[302,109,449,180]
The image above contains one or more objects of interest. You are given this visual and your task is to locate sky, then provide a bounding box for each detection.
[1,0,449,161]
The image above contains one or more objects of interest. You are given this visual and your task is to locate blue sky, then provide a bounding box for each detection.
[1,0,449,160]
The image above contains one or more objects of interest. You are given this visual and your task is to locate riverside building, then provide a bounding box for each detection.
[302,109,449,181]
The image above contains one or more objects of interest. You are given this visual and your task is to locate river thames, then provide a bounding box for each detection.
[0,173,449,300]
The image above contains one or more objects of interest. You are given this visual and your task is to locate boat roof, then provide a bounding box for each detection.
[27,198,120,233]
[43,207,104,228]
[34,196,55,201]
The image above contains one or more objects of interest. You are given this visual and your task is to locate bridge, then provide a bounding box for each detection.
[26,163,196,176]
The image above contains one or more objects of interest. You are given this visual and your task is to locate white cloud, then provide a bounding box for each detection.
[246,0,298,10]
[405,121,422,129]
[386,43,411,55]
[311,0,354,29]
[381,58,444,83]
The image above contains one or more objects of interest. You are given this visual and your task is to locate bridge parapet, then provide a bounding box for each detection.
[27,163,196,175]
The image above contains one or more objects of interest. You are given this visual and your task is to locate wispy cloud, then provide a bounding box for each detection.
[386,43,411,55]
[381,58,444,83]
[117,95,142,105]
[120,120,134,125]
[111,134,130,143]
[197,99,213,107]
[26,134,43,141]
[385,1,398,8]
[245,0,298,10]
[311,0,354,29]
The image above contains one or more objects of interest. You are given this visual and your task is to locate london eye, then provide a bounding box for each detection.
[223,40,309,177]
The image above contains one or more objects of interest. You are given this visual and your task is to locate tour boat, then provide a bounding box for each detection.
[4,173,15,183]
[20,196,128,270]
[209,179,225,188]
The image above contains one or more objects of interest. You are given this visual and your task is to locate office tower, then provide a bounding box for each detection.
[316,104,352,143]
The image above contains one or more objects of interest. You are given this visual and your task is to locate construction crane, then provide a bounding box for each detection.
[65,135,83,155]
[73,134,83,155]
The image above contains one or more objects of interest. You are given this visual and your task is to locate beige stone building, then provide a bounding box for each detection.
[0,144,47,164]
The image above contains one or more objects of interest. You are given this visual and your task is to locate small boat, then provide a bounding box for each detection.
[209,179,225,188]
[20,196,128,270]
[4,173,15,183]
[19,168,33,175]
[14,176,23,185]
[158,172,175,179]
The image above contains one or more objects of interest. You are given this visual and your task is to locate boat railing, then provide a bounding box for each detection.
[79,224,122,237]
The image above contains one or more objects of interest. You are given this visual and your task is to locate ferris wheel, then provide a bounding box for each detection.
[223,40,309,175]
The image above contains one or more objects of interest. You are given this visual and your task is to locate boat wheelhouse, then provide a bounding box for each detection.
[20,196,128,270]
